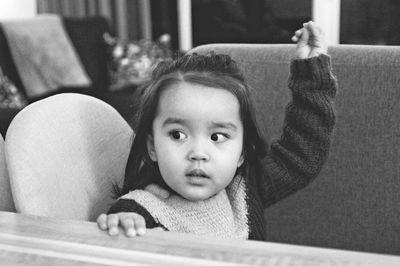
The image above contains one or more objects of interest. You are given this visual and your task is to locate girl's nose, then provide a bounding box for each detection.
[187,143,209,162]
[189,152,209,161]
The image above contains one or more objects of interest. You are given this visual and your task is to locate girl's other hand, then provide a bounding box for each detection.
[291,21,327,59]
[97,212,146,237]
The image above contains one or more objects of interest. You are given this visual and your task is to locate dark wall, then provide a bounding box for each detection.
[340,0,400,45]
[191,0,311,46]
[150,0,178,50]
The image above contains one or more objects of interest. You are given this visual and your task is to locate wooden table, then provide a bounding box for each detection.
[0,211,399,265]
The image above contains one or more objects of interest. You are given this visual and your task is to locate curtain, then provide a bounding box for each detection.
[37,0,152,41]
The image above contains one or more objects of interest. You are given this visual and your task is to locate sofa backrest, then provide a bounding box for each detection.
[190,44,400,255]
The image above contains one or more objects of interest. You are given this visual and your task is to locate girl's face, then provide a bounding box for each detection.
[147,82,244,201]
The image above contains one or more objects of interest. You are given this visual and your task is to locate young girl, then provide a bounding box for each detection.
[97,21,337,240]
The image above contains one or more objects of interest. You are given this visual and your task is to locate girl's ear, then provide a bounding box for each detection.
[237,154,244,168]
[147,135,157,162]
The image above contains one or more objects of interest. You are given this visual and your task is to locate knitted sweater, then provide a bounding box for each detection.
[108,54,337,240]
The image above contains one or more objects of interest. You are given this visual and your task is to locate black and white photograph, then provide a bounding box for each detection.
[0,0,400,265]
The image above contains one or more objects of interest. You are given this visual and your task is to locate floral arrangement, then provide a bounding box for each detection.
[104,33,173,91]
[0,68,27,109]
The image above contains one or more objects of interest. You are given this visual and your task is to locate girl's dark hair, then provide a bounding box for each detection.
[118,52,268,196]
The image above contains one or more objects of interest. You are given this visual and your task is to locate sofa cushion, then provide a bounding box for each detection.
[0,25,25,98]
[1,15,91,98]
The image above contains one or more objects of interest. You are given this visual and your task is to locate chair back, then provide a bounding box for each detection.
[5,93,133,221]
[0,133,15,211]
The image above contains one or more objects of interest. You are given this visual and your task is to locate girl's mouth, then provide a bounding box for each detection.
[186,169,209,178]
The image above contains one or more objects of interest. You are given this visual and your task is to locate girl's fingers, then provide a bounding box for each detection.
[305,21,319,37]
[97,213,147,237]
[295,29,303,37]
[96,213,108,230]
[120,215,136,237]
[297,26,309,45]
[132,214,146,236]
[106,214,120,236]
[291,29,303,42]
[305,21,325,41]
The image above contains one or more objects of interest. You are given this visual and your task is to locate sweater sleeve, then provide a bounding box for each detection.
[259,54,337,208]
[108,199,166,229]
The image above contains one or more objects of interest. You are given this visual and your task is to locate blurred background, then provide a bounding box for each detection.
[1,0,400,51]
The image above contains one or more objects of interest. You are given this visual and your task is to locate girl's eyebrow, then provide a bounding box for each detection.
[162,117,238,131]
[210,121,238,131]
[162,117,186,127]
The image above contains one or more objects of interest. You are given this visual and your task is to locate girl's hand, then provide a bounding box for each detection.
[291,21,327,59]
[97,212,146,237]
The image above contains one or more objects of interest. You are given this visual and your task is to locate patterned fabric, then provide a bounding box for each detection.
[0,68,27,109]
[120,175,249,239]
[108,54,337,240]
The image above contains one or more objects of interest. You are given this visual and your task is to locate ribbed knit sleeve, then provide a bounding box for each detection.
[259,54,337,208]
[108,199,164,229]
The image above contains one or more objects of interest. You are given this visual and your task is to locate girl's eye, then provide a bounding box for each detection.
[210,133,228,142]
[169,130,187,140]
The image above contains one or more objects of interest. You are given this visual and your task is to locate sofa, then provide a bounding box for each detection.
[0,16,138,137]
[191,44,400,256]
[2,24,400,255]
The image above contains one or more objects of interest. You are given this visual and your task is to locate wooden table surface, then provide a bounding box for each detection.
[0,211,399,266]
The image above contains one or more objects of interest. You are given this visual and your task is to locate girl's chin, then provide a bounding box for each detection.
[180,193,209,202]
[178,189,218,202]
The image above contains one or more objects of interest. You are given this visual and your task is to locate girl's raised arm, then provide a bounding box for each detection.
[259,22,337,208]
